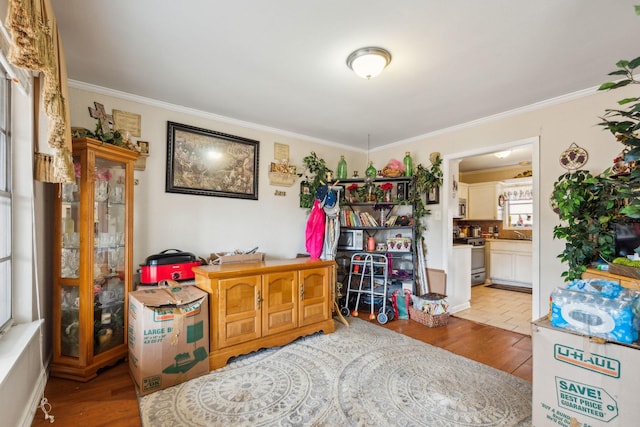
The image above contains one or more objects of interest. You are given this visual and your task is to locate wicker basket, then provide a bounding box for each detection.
[607,262,640,280]
[408,306,450,327]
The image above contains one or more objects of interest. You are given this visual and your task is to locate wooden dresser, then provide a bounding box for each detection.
[581,267,640,290]
[194,258,336,369]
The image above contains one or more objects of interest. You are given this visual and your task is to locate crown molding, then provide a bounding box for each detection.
[381,85,599,150]
[70,79,598,154]
[68,79,360,152]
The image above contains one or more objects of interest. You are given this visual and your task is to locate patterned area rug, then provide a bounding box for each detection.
[139,318,532,426]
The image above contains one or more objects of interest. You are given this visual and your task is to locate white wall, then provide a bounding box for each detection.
[68,84,363,266]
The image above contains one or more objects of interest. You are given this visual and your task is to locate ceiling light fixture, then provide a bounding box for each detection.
[346,47,392,79]
[494,150,511,159]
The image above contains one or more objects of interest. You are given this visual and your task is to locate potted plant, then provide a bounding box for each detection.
[551,53,640,280]
[299,152,332,209]
[381,182,394,202]
[407,153,443,241]
[550,170,619,281]
[597,55,640,218]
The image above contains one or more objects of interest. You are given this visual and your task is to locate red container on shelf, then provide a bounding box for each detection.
[138,249,203,285]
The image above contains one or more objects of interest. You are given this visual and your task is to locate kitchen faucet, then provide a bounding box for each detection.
[514,230,527,240]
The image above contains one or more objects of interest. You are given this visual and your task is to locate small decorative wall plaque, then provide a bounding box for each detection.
[559,142,588,171]
[113,110,141,137]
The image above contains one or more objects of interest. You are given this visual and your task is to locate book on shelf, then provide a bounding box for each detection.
[350,211,360,227]
[365,212,379,227]
[359,212,370,227]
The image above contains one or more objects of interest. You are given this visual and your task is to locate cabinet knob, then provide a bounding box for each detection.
[256,291,262,309]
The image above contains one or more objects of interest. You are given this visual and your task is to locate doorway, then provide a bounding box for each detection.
[442,136,540,333]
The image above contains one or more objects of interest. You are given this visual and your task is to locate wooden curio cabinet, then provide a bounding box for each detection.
[51,138,138,381]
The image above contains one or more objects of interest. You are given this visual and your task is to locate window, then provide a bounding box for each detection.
[0,63,11,333]
[502,182,532,229]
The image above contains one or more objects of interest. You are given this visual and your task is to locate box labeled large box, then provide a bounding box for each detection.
[532,318,640,426]
[128,285,209,396]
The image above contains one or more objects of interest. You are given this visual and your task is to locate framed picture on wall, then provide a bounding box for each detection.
[165,121,259,200]
[427,185,440,205]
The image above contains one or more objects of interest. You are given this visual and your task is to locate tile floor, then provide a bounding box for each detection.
[453,283,533,335]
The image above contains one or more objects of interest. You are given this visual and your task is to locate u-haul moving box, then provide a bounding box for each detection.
[128,285,209,396]
[532,318,640,426]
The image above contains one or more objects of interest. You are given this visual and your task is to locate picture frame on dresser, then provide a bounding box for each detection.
[166,121,260,200]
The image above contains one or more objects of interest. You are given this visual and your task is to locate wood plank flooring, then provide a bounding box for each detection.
[31,316,532,427]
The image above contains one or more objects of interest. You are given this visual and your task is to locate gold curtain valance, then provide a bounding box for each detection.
[6,0,73,183]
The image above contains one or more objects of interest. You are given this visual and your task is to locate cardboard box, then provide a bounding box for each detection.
[128,285,210,396]
[532,318,640,426]
[426,268,447,295]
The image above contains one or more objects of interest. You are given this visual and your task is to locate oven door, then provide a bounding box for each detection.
[470,244,486,285]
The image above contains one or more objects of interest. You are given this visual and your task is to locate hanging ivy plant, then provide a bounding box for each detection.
[298,152,333,209]
[406,153,443,241]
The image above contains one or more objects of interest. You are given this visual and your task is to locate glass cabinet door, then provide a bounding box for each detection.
[59,156,80,357]
[93,157,127,355]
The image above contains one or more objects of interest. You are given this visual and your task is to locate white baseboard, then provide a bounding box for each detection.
[21,367,49,427]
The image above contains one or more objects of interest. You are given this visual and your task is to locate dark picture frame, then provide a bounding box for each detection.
[166,122,259,200]
[427,185,440,205]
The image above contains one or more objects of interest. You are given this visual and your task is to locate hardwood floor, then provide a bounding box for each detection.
[31,316,532,426]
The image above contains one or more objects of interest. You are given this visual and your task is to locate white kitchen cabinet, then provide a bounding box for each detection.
[458,182,468,201]
[448,245,472,313]
[489,240,532,287]
[467,182,502,220]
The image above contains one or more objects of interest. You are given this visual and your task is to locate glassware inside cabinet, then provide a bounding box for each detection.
[61,160,79,202]
[93,273,126,355]
[60,285,80,357]
[61,197,79,278]
[92,156,128,355]
[61,206,79,280]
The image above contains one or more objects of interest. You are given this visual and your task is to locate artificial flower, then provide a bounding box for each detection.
[96,168,112,181]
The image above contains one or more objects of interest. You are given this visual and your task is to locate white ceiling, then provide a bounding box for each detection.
[52,0,640,154]
[459,145,533,173]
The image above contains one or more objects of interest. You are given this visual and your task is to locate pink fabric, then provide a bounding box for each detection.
[305,199,326,258]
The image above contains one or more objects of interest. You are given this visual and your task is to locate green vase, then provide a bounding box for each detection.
[403,152,413,177]
[365,161,376,179]
[337,155,347,179]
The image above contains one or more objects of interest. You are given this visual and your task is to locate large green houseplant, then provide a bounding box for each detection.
[551,53,640,280]
[551,170,618,281]
[597,56,640,218]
